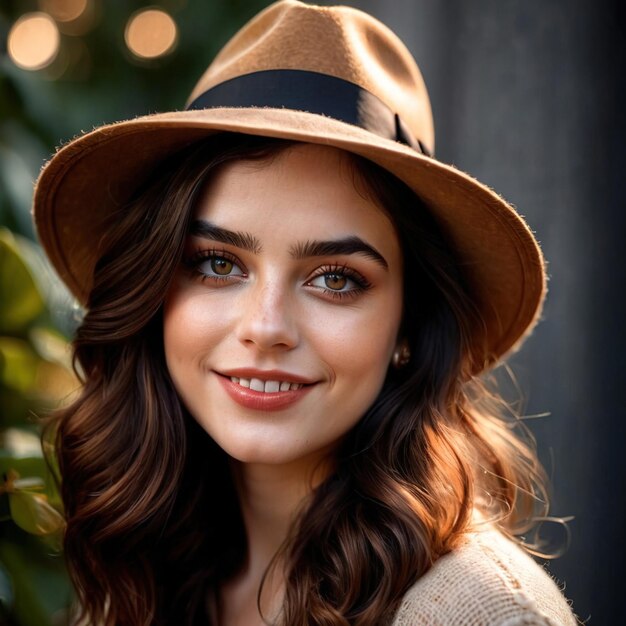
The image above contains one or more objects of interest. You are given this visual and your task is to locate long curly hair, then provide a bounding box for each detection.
[42,133,549,626]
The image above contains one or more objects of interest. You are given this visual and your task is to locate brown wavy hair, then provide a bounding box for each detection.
[42,133,549,626]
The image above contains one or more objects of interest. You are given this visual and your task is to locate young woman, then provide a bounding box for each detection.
[35,2,579,625]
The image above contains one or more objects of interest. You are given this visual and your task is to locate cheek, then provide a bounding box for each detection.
[307,292,402,390]
[162,288,220,374]
[163,293,191,368]
[314,316,397,443]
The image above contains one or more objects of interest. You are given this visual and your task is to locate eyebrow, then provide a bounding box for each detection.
[290,237,388,270]
[190,220,261,253]
[189,220,388,270]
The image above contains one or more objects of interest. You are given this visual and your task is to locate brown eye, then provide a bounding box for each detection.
[195,254,244,280]
[211,257,233,275]
[324,274,347,290]
[307,266,368,299]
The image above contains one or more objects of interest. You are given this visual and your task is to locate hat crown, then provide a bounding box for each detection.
[187,0,434,153]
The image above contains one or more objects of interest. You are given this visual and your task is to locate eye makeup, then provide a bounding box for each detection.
[305,263,372,301]
[182,248,247,284]
[182,245,374,301]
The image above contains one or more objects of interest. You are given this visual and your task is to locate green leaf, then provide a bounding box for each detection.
[0,231,44,333]
[0,390,37,428]
[0,337,40,394]
[0,336,76,410]
[8,491,65,536]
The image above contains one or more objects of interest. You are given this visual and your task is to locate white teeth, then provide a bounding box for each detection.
[250,378,265,392]
[229,377,306,392]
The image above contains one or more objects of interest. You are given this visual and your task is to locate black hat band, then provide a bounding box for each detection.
[186,69,431,157]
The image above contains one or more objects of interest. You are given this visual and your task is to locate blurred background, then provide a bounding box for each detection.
[0,0,623,624]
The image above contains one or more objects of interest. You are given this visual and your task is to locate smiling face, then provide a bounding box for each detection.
[163,143,404,468]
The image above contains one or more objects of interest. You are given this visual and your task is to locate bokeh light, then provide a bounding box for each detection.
[7,12,61,71]
[39,0,89,23]
[124,9,178,60]
[39,0,97,36]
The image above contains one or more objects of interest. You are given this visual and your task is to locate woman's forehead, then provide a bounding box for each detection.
[191,143,400,250]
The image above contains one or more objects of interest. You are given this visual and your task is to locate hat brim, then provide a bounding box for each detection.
[33,106,545,371]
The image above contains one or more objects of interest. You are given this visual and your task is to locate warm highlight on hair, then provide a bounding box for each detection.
[42,133,549,626]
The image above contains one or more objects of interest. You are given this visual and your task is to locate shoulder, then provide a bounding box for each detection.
[391,525,579,626]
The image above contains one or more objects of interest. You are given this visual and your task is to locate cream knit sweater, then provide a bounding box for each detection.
[391,526,578,625]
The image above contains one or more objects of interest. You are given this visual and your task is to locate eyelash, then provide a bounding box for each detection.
[182,250,372,300]
[183,248,246,283]
[306,264,372,300]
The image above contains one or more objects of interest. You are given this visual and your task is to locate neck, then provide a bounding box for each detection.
[216,452,332,625]
[230,455,329,577]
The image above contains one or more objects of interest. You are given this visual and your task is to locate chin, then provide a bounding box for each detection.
[228,445,300,465]
[214,435,326,467]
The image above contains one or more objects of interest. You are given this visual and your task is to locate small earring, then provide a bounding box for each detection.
[392,342,411,368]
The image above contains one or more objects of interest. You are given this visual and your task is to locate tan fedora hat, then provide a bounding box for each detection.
[32,0,546,372]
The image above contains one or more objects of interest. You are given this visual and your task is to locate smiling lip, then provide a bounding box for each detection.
[218,368,317,385]
[215,369,317,411]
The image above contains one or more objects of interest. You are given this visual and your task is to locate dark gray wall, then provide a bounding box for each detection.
[350,0,624,623]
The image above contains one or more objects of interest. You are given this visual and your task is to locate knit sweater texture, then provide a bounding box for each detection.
[390,526,578,625]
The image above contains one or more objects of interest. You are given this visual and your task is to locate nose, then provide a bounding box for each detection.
[235,277,299,352]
